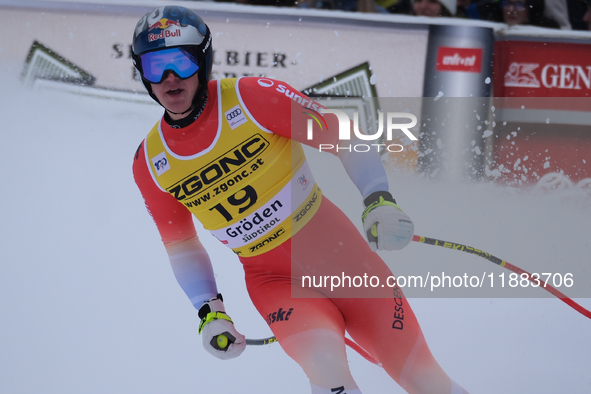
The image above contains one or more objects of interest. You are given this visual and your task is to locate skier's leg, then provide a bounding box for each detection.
[242,245,362,393]
[336,296,468,394]
[241,197,466,393]
[290,198,467,393]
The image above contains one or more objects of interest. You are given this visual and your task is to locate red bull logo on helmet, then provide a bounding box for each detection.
[149,18,180,31]
[148,18,181,42]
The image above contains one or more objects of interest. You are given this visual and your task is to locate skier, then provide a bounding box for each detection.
[131,6,467,393]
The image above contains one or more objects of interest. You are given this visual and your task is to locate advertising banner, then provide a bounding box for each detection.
[2,1,429,100]
[418,24,495,181]
[492,35,591,188]
[494,39,591,98]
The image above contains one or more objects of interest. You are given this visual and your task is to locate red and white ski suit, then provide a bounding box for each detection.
[133,77,464,394]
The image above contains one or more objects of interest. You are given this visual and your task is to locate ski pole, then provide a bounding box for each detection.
[213,334,277,349]
[412,234,591,320]
[215,233,591,363]
[215,334,381,366]
[246,336,277,346]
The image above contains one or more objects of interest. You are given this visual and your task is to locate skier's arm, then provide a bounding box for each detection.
[331,131,414,251]
[133,141,245,359]
[132,141,218,308]
[237,77,388,197]
[238,78,413,250]
[328,132,415,251]
[335,138,389,198]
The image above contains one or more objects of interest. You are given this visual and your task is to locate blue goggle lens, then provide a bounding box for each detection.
[140,47,199,84]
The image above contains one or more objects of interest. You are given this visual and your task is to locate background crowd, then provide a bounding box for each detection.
[213,0,591,30]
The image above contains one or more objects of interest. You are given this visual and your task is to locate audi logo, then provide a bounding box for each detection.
[226,108,243,121]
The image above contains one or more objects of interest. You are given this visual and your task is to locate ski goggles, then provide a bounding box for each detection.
[140,47,199,84]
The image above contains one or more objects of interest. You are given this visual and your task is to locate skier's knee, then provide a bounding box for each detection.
[280,329,357,391]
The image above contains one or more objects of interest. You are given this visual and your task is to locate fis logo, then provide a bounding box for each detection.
[152,152,170,176]
[297,174,309,190]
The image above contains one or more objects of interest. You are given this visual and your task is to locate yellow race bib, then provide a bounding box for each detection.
[145,78,321,256]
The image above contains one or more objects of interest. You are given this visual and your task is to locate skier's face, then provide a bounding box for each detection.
[150,71,200,120]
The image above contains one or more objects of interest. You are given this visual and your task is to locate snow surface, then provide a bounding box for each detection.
[1,68,590,393]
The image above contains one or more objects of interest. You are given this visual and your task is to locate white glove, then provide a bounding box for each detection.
[362,191,414,251]
[198,294,246,360]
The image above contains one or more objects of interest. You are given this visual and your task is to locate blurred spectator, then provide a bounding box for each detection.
[544,0,572,28]
[375,0,413,13]
[298,0,386,11]
[583,0,591,29]
[567,0,589,29]
[501,0,560,27]
[465,0,504,21]
[501,0,529,24]
[456,0,473,17]
[215,0,297,5]
[412,0,457,16]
